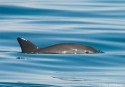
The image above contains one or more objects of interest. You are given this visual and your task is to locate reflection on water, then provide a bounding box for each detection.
[0,0,125,87]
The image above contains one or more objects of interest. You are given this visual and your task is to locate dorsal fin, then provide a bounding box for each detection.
[17,37,38,53]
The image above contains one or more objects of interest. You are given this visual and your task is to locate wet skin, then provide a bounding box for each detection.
[17,37,101,54]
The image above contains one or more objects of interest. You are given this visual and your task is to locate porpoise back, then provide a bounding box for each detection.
[17,37,100,54]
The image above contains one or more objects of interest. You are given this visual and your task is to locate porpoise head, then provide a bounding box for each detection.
[84,46,98,53]
[84,46,103,54]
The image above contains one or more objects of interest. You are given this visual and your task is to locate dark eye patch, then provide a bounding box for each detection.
[85,51,89,53]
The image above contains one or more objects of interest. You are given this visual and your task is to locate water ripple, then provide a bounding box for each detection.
[0,0,125,87]
[0,5,125,18]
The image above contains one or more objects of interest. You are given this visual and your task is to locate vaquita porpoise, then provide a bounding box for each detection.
[17,37,102,54]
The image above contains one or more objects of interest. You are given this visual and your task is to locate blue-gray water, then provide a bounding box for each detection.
[0,0,125,87]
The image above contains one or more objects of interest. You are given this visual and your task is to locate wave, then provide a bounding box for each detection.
[0,82,60,87]
[0,5,124,18]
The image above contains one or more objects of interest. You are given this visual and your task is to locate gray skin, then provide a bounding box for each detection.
[17,37,99,54]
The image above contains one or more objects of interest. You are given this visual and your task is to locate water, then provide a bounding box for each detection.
[0,0,125,87]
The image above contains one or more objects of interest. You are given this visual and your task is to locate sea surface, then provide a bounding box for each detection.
[0,0,125,87]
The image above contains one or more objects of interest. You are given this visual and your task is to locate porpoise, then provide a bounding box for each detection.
[17,37,101,54]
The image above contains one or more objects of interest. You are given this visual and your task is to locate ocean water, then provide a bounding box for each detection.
[0,0,125,87]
